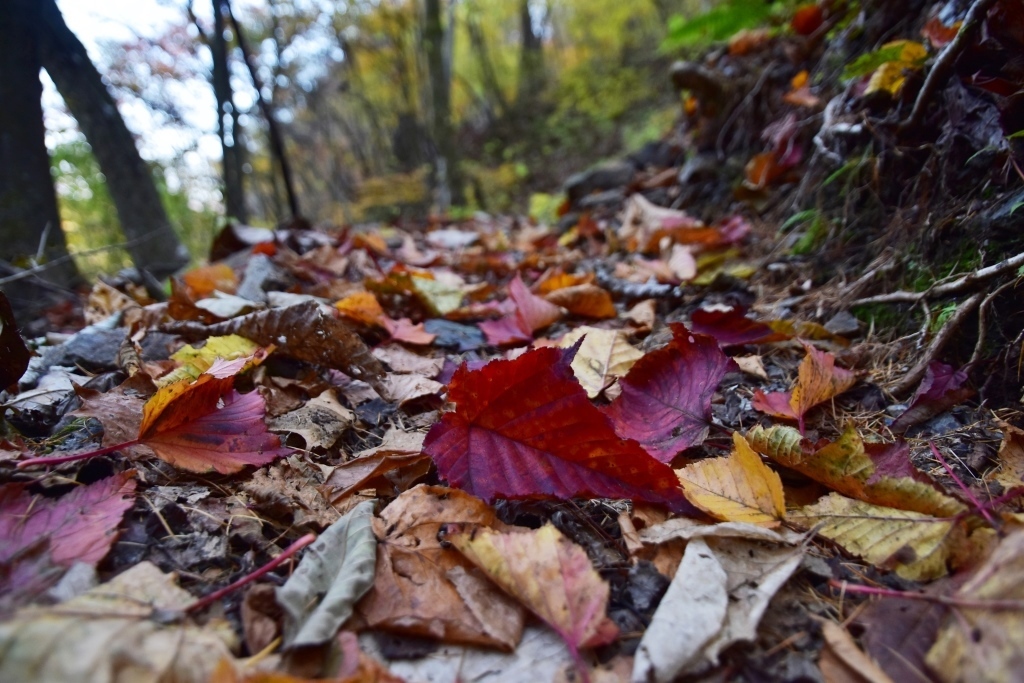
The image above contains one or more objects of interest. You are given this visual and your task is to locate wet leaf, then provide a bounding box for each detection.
[557,326,643,399]
[276,500,377,647]
[676,432,786,526]
[423,345,693,512]
[752,341,857,431]
[748,424,965,517]
[604,324,732,462]
[789,493,955,580]
[445,522,619,667]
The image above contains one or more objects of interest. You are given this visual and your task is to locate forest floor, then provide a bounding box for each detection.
[4,2,1024,682]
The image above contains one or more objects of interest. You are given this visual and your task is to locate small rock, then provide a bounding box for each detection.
[824,310,862,337]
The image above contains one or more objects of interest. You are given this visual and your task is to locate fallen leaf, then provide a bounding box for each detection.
[752,341,857,432]
[242,456,340,528]
[748,424,965,517]
[557,326,644,399]
[355,485,527,650]
[423,345,694,512]
[335,291,387,327]
[991,421,1024,489]
[159,334,262,387]
[543,284,617,318]
[633,527,804,681]
[382,316,436,345]
[855,584,951,683]
[182,262,238,297]
[479,274,564,345]
[604,324,732,462]
[817,618,895,683]
[321,429,430,505]
[161,301,387,394]
[137,360,290,474]
[734,354,768,379]
[380,373,444,405]
[0,561,237,682]
[789,492,955,580]
[372,343,444,377]
[676,432,786,526]
[791,4,824,35]
[276,500,377,648]
[890,362,973,434]
[623,299,656,333]
[926,529,1024,683]
[921,17,961,48]
[0,292,30,389]
[445,523,619,671]
[690,305,788,346]
[268,389,353,451]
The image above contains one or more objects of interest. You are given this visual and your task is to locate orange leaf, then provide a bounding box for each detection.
[751,342,857,432]
[181,262,238,298]
[335,291,387,327]
[791,4,824,36]
[543,284,616,319]
[744,152,786,190]
[445,522,619,672]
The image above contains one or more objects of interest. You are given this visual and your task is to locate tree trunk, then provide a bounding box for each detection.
[37,0,189,279]
[0,0,82,313]
[212,0,248,222]
[423,0,464,208]
[515,0,545,108]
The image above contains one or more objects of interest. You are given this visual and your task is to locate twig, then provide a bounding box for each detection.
[829,579,1024,611]
[0,230,172,286]
[852,249,1024,305]
[184,533,316,614]
[888,292,983,396]
[971,279,1018,365]
[899,0,1000,134]
[928,441,998,529]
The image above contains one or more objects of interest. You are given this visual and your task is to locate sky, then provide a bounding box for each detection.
[50,0,220,199]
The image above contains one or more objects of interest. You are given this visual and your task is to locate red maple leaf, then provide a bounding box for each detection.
[690,306,788,346]
[478,274,563,346]
[603,324,732,462]
[422,344,694,512]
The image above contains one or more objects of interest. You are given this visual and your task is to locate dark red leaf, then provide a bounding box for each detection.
[890,362,974,434]
[0,292,30,389]
[690,306,789,346]
[423,345,694,512]
[603,324,732,462]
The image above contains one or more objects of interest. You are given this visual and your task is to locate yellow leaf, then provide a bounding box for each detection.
[335,291,387,327]
[676,432,786,527]
[789,492,955,580]
[558,326,644,398]
[865,40,927,95]
[748,424,965,518]
[159,335,261,387]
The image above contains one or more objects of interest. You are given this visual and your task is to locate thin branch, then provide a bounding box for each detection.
[888,292,984,397]
[899,0,1000,134]
[852,249,1024,305]
[830,579,1024,611]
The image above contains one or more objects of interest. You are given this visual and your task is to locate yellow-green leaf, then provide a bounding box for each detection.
[789,492,955,580]
[159,334,260,387]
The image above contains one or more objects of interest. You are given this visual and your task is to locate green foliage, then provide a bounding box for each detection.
[791,213,829,255]
[661,0,787,52]
[841,41,928,81]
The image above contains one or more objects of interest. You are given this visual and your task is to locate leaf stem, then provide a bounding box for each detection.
[184,533,316,614]
[17,439,142,469]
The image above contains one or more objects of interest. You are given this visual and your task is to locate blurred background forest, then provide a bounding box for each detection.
[46,0,791,277]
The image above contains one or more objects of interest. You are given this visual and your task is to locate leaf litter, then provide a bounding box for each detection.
[5,4,1024,679]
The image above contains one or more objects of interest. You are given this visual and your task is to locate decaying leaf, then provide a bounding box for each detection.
[355,485,527,650]
[423,345,694,512]
[321,429,430,505]
[161,301,386,394]
[676,432,786,526]
[604,324,731,462]
[752,341,857,431]
[991,421,1024,489]
[445,522,619,670]
[557,326,643,399]
[633,521,804,681]
[268,389,353,451]
[748,424,965,518]
[817,618,895,683]
[926,529,1024,683]
[276,500,377,647]
[789,492,956,580]
[0,561,237,682]
[890,362,973,434]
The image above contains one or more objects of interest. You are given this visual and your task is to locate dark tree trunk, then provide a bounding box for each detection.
[515,0,545,108]
[212,0,248,223]
[424,0,464,208]
[0,0,82,313]
[37,0,189,279]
